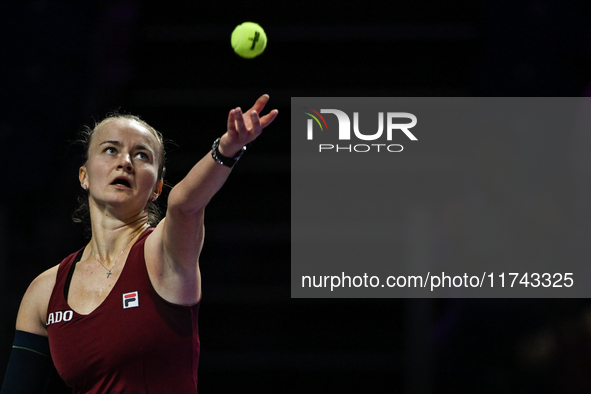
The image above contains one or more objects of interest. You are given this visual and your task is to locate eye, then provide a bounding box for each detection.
[135,151,149,161]
[105,147,117,155]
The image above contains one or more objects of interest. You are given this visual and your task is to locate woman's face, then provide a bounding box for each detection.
[79,118,163,215]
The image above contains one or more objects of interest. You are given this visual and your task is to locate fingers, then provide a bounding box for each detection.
[249,94,270,114]
[227,108,237,133]
[250,110,261,136]
[234,107,246,133]
[259,109,279,129]
[227,107,247,136]
[245,94,278,130]
[227,95,278,140]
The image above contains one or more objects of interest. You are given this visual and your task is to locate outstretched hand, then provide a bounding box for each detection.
[219,94,278,157]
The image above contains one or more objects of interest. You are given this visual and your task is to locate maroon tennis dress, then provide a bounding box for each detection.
[46,228,200,393]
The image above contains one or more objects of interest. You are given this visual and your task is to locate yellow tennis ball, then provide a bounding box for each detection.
[231,22,267,59]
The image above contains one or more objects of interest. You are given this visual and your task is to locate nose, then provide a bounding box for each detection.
[118,153,134,172]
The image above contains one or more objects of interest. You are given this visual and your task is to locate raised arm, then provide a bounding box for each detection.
[145,95,278,305]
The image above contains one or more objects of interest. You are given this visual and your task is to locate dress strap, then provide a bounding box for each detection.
[63,249,84,301]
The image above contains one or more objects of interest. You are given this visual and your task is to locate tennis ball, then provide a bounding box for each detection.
[231,22,267,59]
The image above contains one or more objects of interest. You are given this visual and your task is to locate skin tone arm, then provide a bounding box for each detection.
[15,266,58,335]
[145,95,278,305]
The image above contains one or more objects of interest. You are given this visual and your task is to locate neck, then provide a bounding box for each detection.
[85,194,151,262]
[89,221,149,264]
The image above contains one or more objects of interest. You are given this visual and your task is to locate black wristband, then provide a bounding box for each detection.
[211,138,247,168]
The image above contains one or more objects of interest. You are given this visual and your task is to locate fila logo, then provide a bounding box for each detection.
[123,291,139,309]
[46,310,73,326]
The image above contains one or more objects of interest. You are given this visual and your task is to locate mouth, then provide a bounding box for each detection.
[111,177,132,188]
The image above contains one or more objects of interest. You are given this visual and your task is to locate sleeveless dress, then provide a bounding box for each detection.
[46,229,200,393]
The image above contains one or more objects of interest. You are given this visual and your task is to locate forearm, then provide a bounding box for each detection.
[167,146,234,216]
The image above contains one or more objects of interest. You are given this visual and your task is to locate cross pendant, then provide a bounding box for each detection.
[107,270,112,278]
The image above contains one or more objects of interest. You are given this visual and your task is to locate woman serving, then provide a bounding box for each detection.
[1,95,278,393]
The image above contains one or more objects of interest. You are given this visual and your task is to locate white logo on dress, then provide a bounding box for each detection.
[47,310,73,326]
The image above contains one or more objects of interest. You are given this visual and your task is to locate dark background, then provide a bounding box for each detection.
[1,1,591,393]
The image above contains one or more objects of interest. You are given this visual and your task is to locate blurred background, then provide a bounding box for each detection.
[1,1,591,393]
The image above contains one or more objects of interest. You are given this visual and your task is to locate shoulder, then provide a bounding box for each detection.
[15,265,59,336]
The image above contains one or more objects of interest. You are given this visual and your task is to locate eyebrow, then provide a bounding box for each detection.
[100,140,122,146]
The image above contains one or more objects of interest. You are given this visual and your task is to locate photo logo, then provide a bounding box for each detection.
[303,108,417,153]
[303,107,329,138]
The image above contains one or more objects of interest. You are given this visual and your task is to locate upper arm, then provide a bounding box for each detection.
[161,202,206,264]
[147,203,205,270]
[15,266,58,337]
[144,206,204,305]
[150,155,220,268]
[144,151,230,305]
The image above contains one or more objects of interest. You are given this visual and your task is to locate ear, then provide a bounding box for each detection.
[152,180,163,201]
[79,166,88,190]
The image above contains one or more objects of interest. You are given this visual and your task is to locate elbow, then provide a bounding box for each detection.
[167,187,207,218]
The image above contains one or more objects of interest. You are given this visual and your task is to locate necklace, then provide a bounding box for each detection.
[91,224,147,278]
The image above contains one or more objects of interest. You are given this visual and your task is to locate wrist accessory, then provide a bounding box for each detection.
[211,137,247,168]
